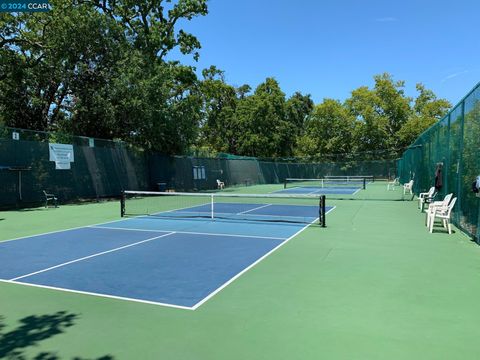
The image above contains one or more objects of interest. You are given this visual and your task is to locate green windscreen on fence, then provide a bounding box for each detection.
[398,82,480,241]
[0,127,150,207]
[148,154,400,201]
[0,125,400,208]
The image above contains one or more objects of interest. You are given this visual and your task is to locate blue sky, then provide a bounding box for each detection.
[171,0,480,106]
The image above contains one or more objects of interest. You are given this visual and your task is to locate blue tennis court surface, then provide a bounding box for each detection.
[0,202,333,309]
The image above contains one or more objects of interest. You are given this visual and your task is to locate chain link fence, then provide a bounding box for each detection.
[398,82,480,241]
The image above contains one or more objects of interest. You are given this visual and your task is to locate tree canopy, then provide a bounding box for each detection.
[0,2,451,158]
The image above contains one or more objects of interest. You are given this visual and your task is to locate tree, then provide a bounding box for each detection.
[345,85,390,153]
[298,74,450,160]
[234,78,291,157]
[0,0,209,154]
[198,66,239,153]
[345,73,412,153]
[296,99,357,159]
[86,0,208,61]
[397,83,451,147]
[285,92,314,134]
[103,59,202,153]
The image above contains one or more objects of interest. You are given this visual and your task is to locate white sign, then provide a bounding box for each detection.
[12,132,19,140]
[55,161,72,170]
[49,143,74,170]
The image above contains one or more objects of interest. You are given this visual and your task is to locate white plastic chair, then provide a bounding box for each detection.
[403,180,414,195]
[429,197,457,234]
[418,187,435,210]
[216,179,225,190]
[425,193,453,227]
[387,177,399,190]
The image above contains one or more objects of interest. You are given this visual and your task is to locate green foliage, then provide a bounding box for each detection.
[286,92,314,134]
[345,73,412,152]
[102,59,202,153]
[0,1,450,159]
[234,78,299,157]
[91,0,208,61]
[198,66,239,153]
[396,83,452,147]
[295,74,451,160]
[198,77,313,158]
[0,0,207,154]
[296,99,356,159]
[236,78,287,157]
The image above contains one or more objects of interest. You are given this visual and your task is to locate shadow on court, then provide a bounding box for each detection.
[16,208,55,212]
[0,311,114,360]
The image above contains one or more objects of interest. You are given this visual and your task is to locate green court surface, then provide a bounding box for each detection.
[2,184,480,359]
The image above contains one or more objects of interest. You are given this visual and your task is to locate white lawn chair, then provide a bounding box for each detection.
[216,179,225,190]
[418,187,436,211]
[425,193,453,227]
[428,197,457,234]
[403,180,414,195]
[387,177,399,191]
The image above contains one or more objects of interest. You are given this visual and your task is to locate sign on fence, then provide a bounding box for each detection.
[49,143,74,170]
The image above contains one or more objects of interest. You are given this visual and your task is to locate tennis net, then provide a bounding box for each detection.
[284,177,367,190]
[324,175,374,182]
[121,191,326,225]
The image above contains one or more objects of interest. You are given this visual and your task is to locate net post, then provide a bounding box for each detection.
[211,194,214,220]
[319,195,326,227]
[284,179,287,189]
[363,177,366,190]
[120,190,125,217]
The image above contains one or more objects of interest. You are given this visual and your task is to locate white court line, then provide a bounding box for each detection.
[351,188,362,196]
[0,200,212,245]
[0,218,136,244]
[269,186,301,194]
[0,279,193,311]
[0,200,211,245]
[153,210,318,221]
[9,232,176,281]
[191,216,322,310]
[191,204,338,309]
[157,202,211,215]
[88,226,286,241]
[1,205,338,310]
[236,203,272,214]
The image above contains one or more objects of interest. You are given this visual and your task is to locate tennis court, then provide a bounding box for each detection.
[0,194,333,310]
[3,183,480,359]
[3,1,480,357]
[276,177,368,195]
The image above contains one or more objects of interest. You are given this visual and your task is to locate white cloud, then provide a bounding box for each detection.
[441,70,469,83]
